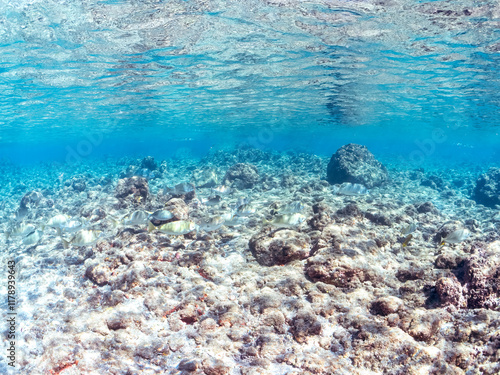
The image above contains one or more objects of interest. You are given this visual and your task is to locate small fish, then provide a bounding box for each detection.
[6,223,36,240]
[198,216,225,232]
[148,220,197,235]
[202,195,222,206]
[401,223,417,236]
[23,230,42,246]
[402,234,413,248]
[236,203,257,216]
[279,202,305,214]
[60,219,86,233]
[264,213,306,228]
[46,214,70,229]
[62,230,101,249]
[235,197,249,208]
[440,228,470,246]
[223,216,248,227]
[118,210,150,226]
[15,207,29,221]
[212,185,232,195]
[149,210,174,222]
[334,183,370,196]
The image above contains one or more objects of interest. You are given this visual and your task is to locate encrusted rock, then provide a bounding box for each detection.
[326,144,388,188]
[115,176,148,202]
[224,163,259,189]
[290,310,322,343]
[140,156,157,170]
[164,198,189,221]
[472,167,500,208]
[435,277,466,308]
[415,201,439,214]
[85,262,111,286]
[371,296,404,316]
[249,229,311,266]
[306,251,377,288]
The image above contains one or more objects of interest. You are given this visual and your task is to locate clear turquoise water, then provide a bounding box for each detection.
[1,0,499,165]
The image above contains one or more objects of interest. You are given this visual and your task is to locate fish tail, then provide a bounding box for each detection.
[148,221,156,233]
[62,239,70,249]
[56,227,62,237]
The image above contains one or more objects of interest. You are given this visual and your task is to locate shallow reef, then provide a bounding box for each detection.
[0,146,499,375]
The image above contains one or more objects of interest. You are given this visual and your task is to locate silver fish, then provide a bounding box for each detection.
[198,216,225,232]
[46,214,70,229]
[212,185,232,195]
[279,202,305,214]
[236,203,257,216]
[121,210,150,226]
[23,230,42,246]
[441,228,470,245]
[60,219,87,233]
[6,223,36,240]
[202,195,222,206]
[401,223,417,236]
[148,220,197,235]
[334,183,370,196]
[62,230,101,248]
[265,213,306,228]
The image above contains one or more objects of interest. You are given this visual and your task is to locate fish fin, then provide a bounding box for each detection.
[109,216,120,228]
[439,241,445,247]
[148,221,156,233]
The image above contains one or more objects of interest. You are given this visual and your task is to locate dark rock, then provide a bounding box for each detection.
[326,144,388,188]
[290,311,322,343]
[224,163,259,189]
[396,268,424,282]
[202,359,230,375]
[371,296,404,316]
[249,229,311,266]
[106,313,131,330]
[472,168,500,208]
[435,253,463,269]
[364,212,391,226]
[85,262,111,286]
[66,176,87,192]
[421,175,446,190]
[336,203,363,218]
[115,176,148,202]
[141,156,157,170]
[178,358,199,372]
[306,251,378,288]
[415,201,439,214]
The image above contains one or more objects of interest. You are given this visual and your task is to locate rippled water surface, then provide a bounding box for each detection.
[1,0,499,162]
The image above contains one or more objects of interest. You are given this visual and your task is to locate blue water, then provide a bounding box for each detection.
[0,0,499,165]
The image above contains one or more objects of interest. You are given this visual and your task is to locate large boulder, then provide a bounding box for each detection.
[326,144,388,188]
[224,163,259,189]
[472,168,500,208]
[115,177,149,202]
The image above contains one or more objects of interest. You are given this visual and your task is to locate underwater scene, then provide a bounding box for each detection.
[1,0,500,374]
